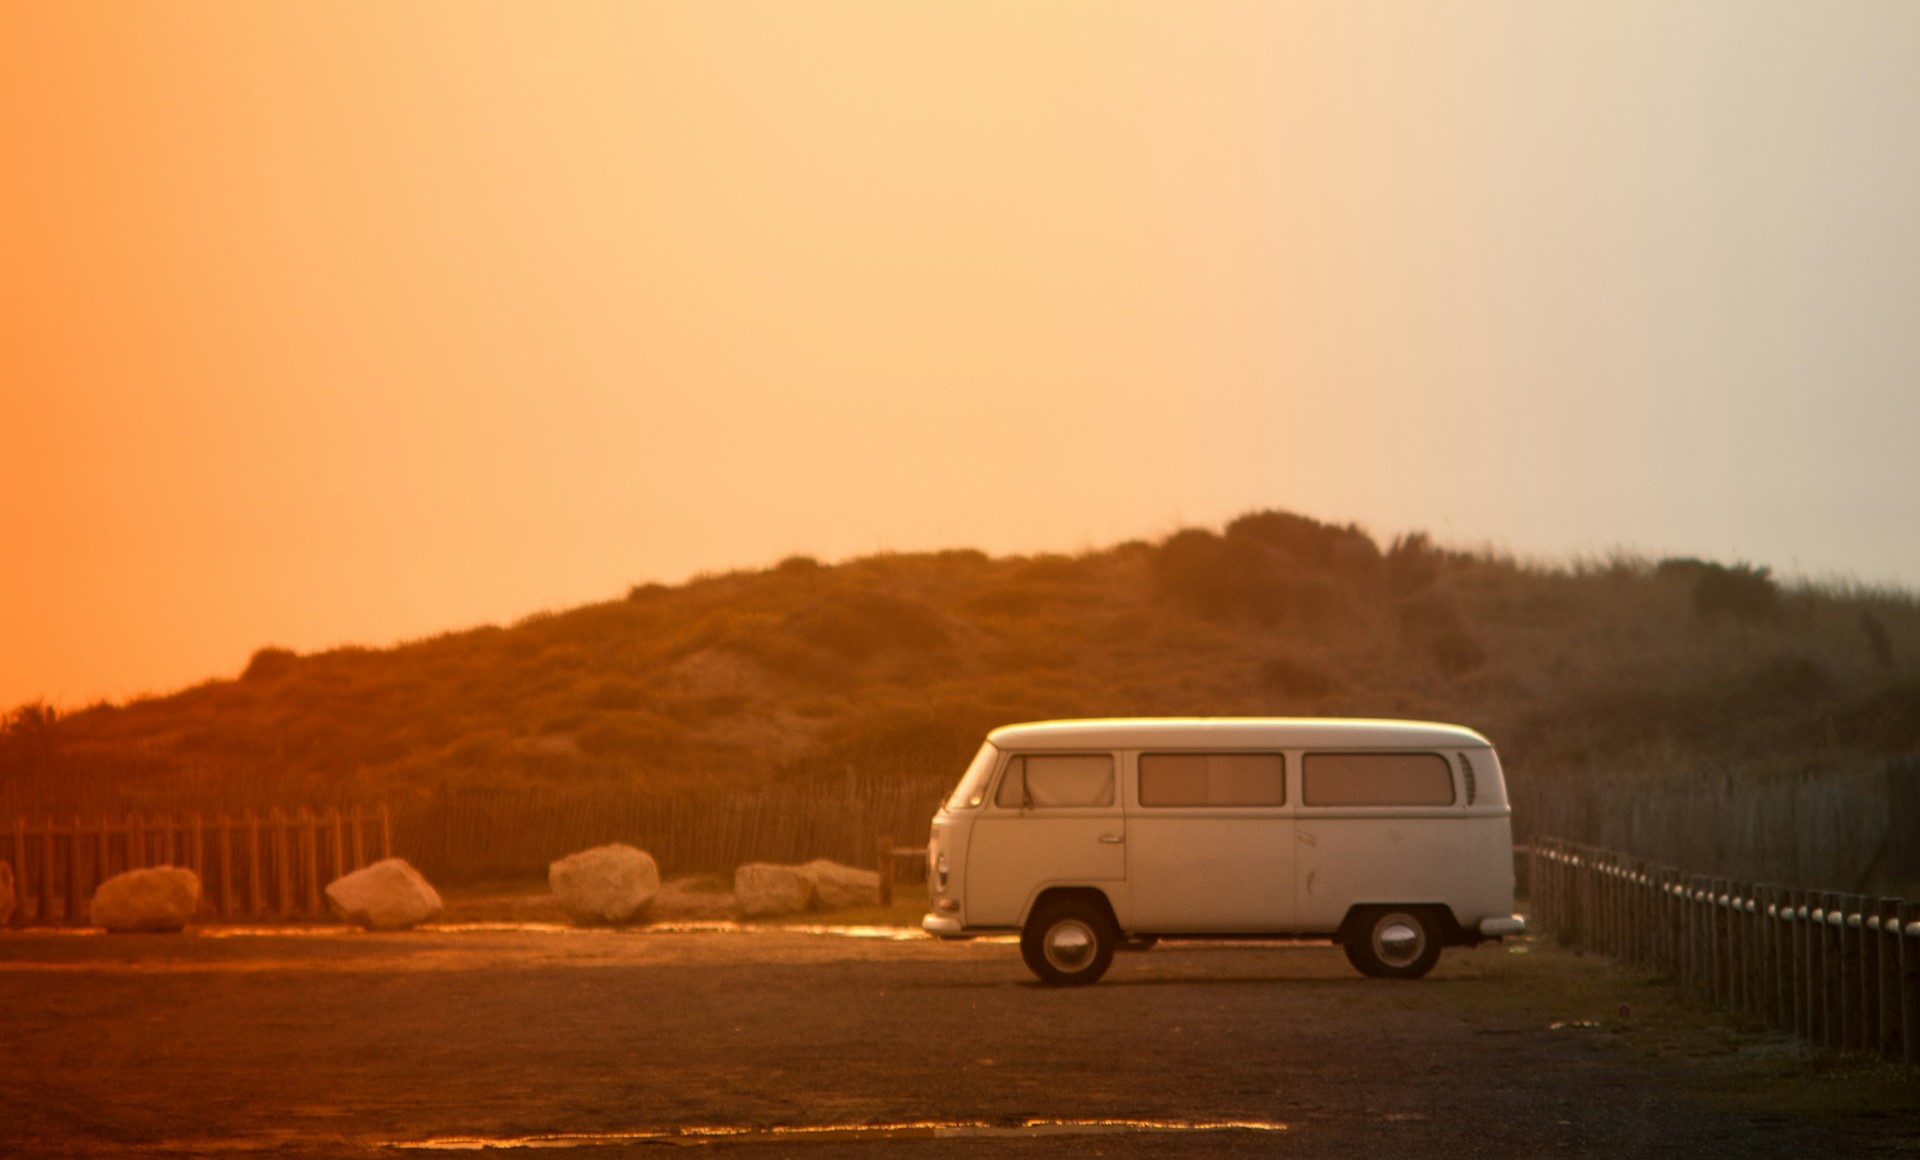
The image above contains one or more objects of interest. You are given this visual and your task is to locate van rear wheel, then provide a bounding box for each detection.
[1344,907,1442,980]
[1020,898,1116,986]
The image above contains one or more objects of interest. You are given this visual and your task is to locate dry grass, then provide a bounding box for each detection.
[1421,932,1920,1120]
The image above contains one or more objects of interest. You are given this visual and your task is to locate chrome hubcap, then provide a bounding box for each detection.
[1373,916,1424,968]
[1044,919,1097,972]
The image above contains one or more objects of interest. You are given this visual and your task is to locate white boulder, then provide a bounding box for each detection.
[734,862,814,917]
[798,859,881,910]
[0,860,15,926]
[89,866,201,932]
[548,844,660,924]
[325,858,443,930]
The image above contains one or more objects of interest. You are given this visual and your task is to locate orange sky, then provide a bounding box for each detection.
[5,2,1919,708]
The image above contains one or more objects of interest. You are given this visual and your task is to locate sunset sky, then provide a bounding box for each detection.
[4,2,1918,710]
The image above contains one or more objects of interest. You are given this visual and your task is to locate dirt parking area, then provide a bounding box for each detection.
[2,920,1915,1158]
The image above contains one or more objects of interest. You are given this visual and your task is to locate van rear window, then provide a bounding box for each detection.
[1139,753,1285,806]
[994,754,1115,808]
[1301,752,1455,807]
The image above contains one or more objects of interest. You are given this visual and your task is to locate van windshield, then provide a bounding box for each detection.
[944,742,1001,810]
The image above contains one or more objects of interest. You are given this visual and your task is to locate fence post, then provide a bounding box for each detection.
[1822,893,1845,1050]
[1692,876,1711,1002]
[380,804,392,861]
[1766,887,1781,1029]
[1545,843,1559,933]
[329,808,345,885]
[9,818,24,927]
[1880,898,1902,1059]
[1854,897,1875,1053]
[244,811,262,918]
[1651,868,1666,979]
[1839,896,1862,1051]
[1730,884,1747,1014]
[39,817,55,925]
[301,808,321,916]
[1535,843,1551,932]
[1566,848,1581,945]
[1728,879,1743,1006]
[1730,887,1749,1017]
[1739,889,1757,1020]
[1625,862,1642,966]
[64,817,83,926]
[1901,901,1919,1066]
[876,836,894,907]
[1675,877,1691,997]
[218,817,233,919]
[1700,878,1717,1004]
[1609,859,1623,957]
[128,813,145,870]
[1597,856,1611,955]
[1797,891,1812,1044]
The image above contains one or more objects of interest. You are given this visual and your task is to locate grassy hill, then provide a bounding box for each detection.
[4,509,1917,818]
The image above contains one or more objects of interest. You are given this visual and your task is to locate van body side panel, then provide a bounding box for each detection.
[1293,812,1514,932]
[1126,808,1294,932]
[964,807,1126,928]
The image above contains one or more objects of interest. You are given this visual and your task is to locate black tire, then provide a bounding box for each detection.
[1343,907,1443,980]
[1020,897,1116,986]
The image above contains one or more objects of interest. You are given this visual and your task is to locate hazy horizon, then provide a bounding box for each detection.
[6,2,1918,709]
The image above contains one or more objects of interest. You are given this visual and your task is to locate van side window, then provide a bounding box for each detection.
[1139,753,1285,806]
[994,754,1115,808]
[1301,752,1455,807]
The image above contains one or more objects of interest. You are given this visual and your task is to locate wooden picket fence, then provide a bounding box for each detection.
[3,807,392,926]
[390,779,948,880]
[1529,836,1920,1064]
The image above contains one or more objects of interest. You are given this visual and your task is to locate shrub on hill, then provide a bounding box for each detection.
[1225,509,1381,573]
[1692,562,1779,624]
[1152,528,1344,625]
[241,646,299,683]
[1397,595,1487,676]
[784,589,950,660]
[1385,532,1442,594]
[1257,656,1338,699]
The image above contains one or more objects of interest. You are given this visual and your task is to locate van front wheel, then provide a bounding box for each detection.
[1344,907,1442,980]
[1021,898,1116,986]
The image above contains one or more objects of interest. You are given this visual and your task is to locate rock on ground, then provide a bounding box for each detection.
[734,862,814,917]
[548,844,660,924]
[0,860,15,926]
[325,858,443,930]
[89,866,201,932]
[797,859,881,910]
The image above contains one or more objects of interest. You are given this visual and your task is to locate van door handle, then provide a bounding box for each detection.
[1098,833,1125,844]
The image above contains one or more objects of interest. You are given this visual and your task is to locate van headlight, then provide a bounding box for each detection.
[935,853,950,889]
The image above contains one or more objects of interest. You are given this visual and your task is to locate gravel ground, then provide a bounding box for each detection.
[2,924,1914,1158]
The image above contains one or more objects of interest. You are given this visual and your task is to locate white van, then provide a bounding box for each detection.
[922,718,1524,984]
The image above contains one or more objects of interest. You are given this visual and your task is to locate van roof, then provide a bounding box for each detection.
[985,717,1492,751]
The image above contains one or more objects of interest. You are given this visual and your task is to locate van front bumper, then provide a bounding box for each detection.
[921,913,971,939]
[1478,915,1527,937]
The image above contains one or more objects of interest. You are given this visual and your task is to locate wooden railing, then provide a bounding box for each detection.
[1529,836,1920,1064]
[3,807,391,926]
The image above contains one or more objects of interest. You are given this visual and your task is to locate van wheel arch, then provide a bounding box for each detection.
[1336,903,1466,947]
[1023,886,1120,934]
